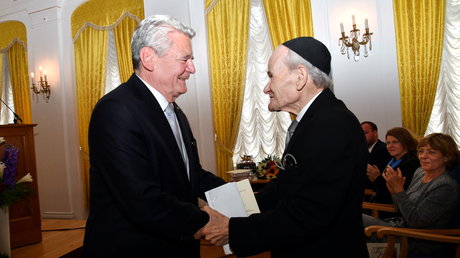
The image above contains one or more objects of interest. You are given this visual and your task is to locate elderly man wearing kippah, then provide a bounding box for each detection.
[196,37,369,257]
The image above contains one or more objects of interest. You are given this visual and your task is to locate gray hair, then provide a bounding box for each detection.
[284,49,333,89]
[131,15,196,70]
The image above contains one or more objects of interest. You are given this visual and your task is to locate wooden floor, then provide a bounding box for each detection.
[11,219,270,258]
[11,219,86,258]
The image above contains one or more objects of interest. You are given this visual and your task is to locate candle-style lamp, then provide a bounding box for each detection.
[338,14,373,61]
[31,66,51,102]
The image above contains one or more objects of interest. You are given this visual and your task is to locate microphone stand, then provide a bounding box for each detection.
[0,98,22,124]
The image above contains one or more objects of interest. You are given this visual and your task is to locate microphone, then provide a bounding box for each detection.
[0,98,22,124]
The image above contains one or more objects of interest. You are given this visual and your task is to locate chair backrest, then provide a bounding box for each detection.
[447,153,460,228]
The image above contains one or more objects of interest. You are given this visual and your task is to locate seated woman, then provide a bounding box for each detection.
[366,127,420,204]
[363,133,460,257]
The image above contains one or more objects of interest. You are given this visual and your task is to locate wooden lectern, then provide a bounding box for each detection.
[0,124,41,248]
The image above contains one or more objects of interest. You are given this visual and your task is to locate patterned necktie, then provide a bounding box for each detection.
[285,120,298,147]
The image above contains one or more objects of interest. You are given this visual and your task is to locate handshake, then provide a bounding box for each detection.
[195,178,260,252]
[194,206,230,246]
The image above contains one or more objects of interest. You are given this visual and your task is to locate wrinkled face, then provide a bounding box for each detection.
[152,31,195,102]
[386,135,408,160]
[361,123,378,147]
[417,144,447,173]
[263,46,298,112]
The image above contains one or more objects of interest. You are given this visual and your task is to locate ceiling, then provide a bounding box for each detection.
[0,0,32,15]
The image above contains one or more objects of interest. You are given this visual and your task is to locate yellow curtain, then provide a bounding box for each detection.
[393,0,445,137]
[72,0,144,203]
[206,0,250,178]
[0,54,3,97]
[0,21,31,124]
[7,42,32,123]
[113,17,139,82]
[71,0,143,38]
[263,0,314,50]
[0,21,27,50]
[74,28,108,200]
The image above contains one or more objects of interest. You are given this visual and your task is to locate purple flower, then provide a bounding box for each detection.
[1,145,19,189]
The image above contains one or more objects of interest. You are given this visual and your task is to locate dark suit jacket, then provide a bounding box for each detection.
[365,139,391,189]
[228,89,369,258]
[82,74,225,257]
[369,140,391,171]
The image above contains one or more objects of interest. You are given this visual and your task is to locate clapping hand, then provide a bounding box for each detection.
[194,206,229,246]
[382,166,406,194]
[366,164,381,182]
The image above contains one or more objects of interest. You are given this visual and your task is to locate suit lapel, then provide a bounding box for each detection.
[128,75,189,181]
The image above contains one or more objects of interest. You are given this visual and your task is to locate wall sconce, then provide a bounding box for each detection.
[338,15,373,61]
[30,66,51,102]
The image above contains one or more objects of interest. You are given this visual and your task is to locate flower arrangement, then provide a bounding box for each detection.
[0,138,33,209]
[252,155,281,179]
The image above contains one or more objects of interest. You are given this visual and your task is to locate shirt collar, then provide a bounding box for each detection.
[368,140,378,153]
[296,90,323,122]
[136,75,169,112]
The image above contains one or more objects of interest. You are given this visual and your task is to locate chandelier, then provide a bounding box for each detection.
[338,15,373,62]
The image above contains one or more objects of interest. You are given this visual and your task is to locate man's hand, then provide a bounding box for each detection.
[366,164,381,182]
[194,227,204,240]
[196,206,230,246]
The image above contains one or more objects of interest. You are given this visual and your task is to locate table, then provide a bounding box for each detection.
[249,179,270,192]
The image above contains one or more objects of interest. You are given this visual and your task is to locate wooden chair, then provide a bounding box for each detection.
[362,202,397,219]
[364,188,377,198]
[365,226,460,258]
[362,187,399,218]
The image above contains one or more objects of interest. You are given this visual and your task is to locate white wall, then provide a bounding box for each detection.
[0,0,401,219]
[312,0,401,139]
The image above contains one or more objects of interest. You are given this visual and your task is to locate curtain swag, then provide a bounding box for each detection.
[73,12,141,42]
[0,38,27,53]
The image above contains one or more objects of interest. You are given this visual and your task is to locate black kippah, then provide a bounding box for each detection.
[282,37,331,75]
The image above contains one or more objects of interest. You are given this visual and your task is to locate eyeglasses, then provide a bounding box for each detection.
[275,153,298,170]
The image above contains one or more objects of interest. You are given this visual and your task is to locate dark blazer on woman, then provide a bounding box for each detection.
[228,89,369,258]
[82,74,225,257]
[372,152,420,204]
